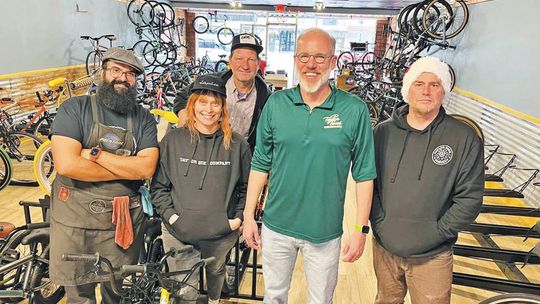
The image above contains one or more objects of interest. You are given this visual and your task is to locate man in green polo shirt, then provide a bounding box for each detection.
[242,28,376,303]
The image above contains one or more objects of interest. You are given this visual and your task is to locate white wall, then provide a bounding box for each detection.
[0,0,140,74]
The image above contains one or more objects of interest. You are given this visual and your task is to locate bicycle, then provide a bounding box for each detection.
[0,146,12,191]
[62,247,215,303]
[0,221,64,303]
[0,110,43,186]
[214,54,229,72]
[480,293,540,303]
[33,140,54,195]
[80,34,117,75]
[192,11,235,45]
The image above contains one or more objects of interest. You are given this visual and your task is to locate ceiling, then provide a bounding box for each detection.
[171,0,420,15]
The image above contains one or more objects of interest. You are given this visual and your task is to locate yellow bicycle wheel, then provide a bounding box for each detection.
[33,140,55,195]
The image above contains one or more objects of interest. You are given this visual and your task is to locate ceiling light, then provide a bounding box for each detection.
[313,1,325,11]
[230,1,242,8]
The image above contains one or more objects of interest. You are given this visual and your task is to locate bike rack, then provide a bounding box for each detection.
[485,152,516,183]
[480,204,540,217]
[453,272,540,295]
[484,168,538,198]
[454,244,540,265]
[465,222,540,239]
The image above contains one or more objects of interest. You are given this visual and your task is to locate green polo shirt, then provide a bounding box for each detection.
[251,85,376,243]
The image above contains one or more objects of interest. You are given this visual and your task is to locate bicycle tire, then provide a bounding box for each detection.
[85,50,101,76]
[214,60,229,72]
[423,0,469,39]
[127,0,154,27]
[447,62,456,90]
[33,140,54,196]
[366,102,380,127]
[412,0,447,36]
[0,148,12,191]
[150,1,175,28]
[450,114,484,143]
[3,131,43,185]
[479,293,540,304]
[192,15,209,34]
[32,114,55,143]
[337,51,354,71]
[217,27,235,45]
[133,40,156,67]
[29,260,65,304]
[397,3,417,33]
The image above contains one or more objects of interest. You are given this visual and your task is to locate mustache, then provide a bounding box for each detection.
[111,79,131,88]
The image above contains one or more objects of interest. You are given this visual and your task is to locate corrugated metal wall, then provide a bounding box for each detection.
[445,90,540,208]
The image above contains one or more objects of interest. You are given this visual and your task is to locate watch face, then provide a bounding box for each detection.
[90,147,100,157]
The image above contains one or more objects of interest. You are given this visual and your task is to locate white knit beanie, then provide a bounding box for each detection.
[401,56,452,103]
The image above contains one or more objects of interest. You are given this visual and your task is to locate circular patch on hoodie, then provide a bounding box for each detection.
[432,145,453,166]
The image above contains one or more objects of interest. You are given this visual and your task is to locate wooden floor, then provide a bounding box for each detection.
[2,179,539,304]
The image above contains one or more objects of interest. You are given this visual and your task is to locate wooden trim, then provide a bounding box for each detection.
[0,64,86,80]
[453,87,540,124]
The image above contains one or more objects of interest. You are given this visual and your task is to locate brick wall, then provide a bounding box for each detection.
[374,18,391,59]
[185,12,197,59]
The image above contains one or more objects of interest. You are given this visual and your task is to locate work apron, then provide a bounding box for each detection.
[50,96,144,286]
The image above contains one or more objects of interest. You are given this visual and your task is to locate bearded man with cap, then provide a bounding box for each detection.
[49,47,158,303]
[152,74,251,304]
[173,33,271,151]
[370,56,484,304]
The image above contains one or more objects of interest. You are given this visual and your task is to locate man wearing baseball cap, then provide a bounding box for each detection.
[173,33,271,152]
[49,47,158,303]
[371,56,484,304]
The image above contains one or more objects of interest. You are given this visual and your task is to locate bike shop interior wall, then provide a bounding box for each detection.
[438,0,540,208]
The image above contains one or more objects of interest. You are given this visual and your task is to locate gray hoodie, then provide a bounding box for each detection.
[371,104,484,258]
[151,127,251,243]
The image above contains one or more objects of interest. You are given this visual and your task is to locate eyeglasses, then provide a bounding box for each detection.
[295,53,333,64]
[105,67,137,80]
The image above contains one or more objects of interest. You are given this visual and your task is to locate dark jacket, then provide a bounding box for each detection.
[371,104,484,258]
[173,70,271,151]
[150,127,252,243]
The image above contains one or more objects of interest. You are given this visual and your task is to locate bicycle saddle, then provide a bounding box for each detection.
[21,228,50,246]
[0,222,15,239]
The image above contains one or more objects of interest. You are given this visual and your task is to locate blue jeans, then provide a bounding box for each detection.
[261,224,341,304]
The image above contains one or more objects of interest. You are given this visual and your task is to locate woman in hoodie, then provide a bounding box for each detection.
[151,74,251,304]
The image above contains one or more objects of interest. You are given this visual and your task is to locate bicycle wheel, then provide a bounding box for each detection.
[0,148,12,191]
[423,0,469,39]
[217,27,235,45]
[397,3,417,33]
[3,131,42,185]
[214,60,229,72]
[0,229,31,303]
[150,1,175,28]
[32,113,55,143]
[85,50,101,75]
[447,62,456,90]
[480,293,540,304]
[127,0,154,27]
[337,51,354,71]
[30,259,65,304]
[366,102,380,127]
[192,15,209,34]
[133,40,156,67]
[33,140,54,195]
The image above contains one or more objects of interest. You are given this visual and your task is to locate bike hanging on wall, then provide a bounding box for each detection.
[192,11,235,45]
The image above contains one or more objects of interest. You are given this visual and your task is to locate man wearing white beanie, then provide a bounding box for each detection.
[370,56,484,303]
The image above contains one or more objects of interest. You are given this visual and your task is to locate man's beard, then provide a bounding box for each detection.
[295,66,332,94]
[96,80,138,114]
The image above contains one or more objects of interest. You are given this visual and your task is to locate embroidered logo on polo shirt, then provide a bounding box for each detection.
[323,114,342,129]
[432,145,453,166]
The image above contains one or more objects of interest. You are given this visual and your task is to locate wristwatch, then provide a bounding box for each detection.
[89,146,102,162]
[354,225,370,234]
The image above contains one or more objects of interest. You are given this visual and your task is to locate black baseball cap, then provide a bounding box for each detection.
[191,74,226,97]
[231,33,263,55]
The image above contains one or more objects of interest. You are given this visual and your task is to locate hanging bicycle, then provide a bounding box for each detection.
[192,11,235,45]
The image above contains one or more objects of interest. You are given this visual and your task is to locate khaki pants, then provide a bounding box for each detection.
[372,239,453,304]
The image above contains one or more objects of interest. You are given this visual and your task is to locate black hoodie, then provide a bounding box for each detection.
[371,104,484,258]
[150,127,251,243]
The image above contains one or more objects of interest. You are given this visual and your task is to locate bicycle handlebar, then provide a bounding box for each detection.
[25,222,50,230]
[62,252,100,263]
[80,34,116,41]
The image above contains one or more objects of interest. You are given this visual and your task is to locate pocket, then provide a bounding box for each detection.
[171,209,231,242]
[51,179,140,230]
[376,218,445,257]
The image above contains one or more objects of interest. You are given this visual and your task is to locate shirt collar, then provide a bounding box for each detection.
[292,83,336,109]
